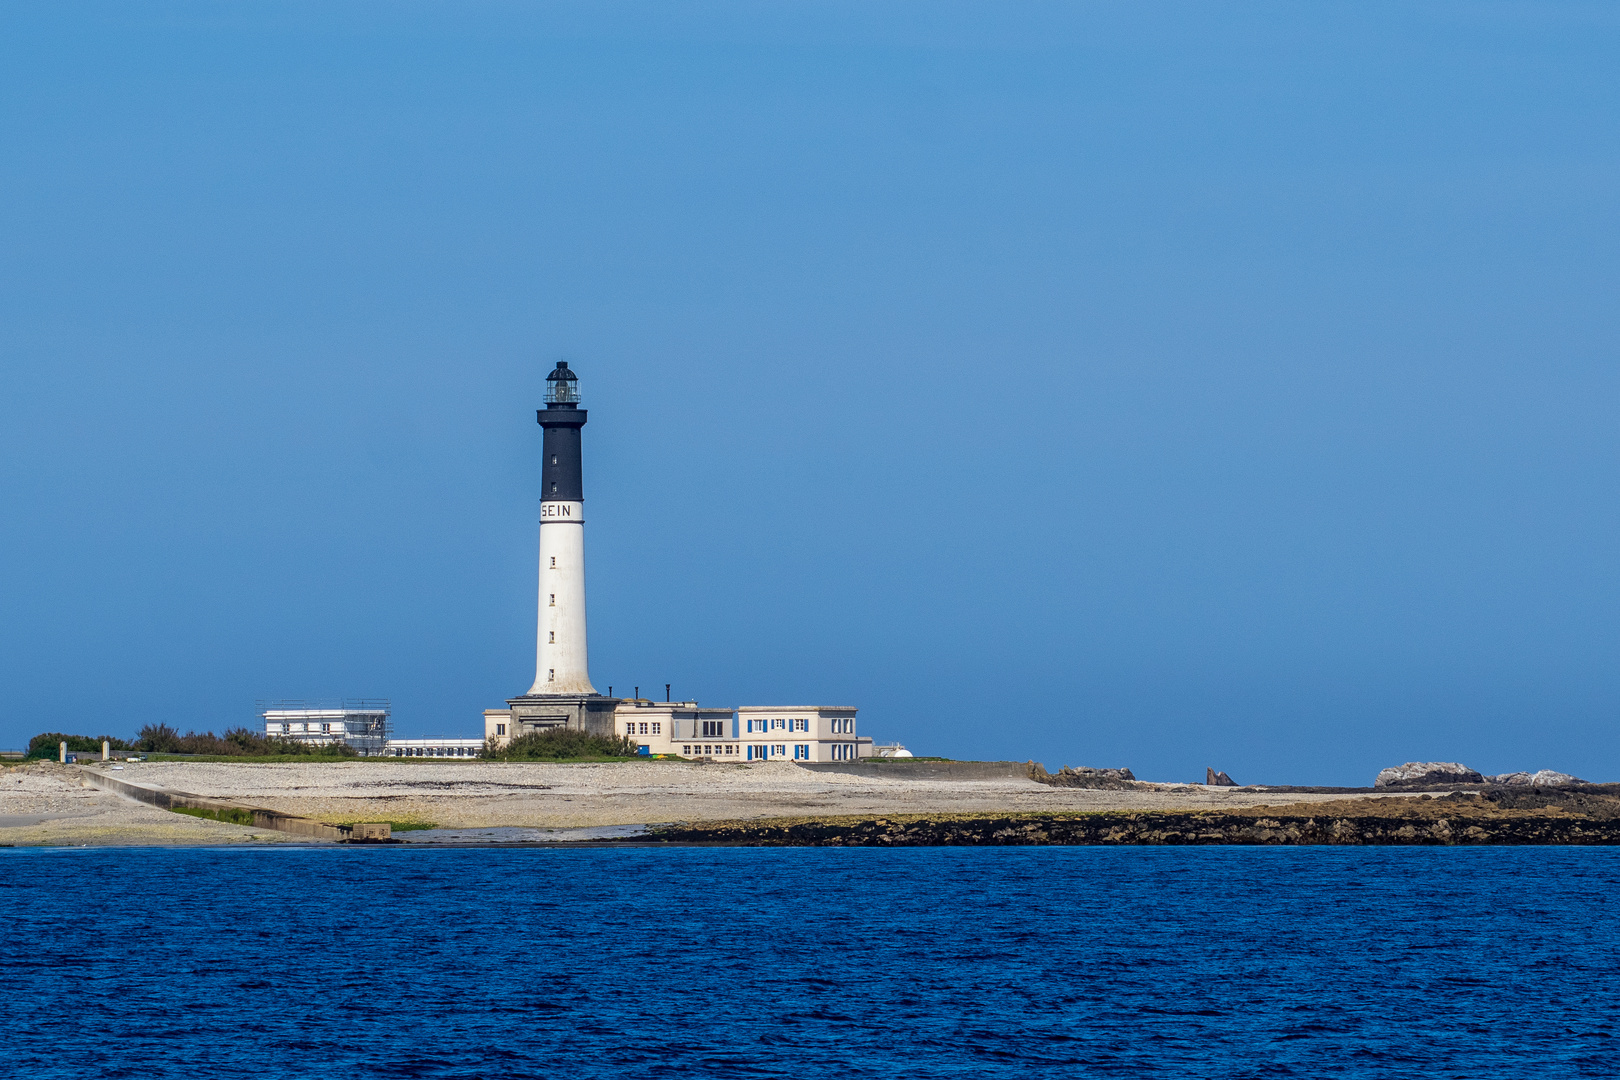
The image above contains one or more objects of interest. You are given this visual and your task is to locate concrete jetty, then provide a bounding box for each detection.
[75,766,391,842]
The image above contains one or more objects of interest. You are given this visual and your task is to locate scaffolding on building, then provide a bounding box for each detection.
[257,698,392,755]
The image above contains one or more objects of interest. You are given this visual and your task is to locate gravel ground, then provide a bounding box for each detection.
[35,759,1428,833]
[0,762,298,846]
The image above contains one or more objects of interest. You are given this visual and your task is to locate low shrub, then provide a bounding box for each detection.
[484,728,640,761]
[135,723,357,757]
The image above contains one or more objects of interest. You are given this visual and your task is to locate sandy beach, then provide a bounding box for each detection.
[0,763,297,846]
[0,759,1435,845]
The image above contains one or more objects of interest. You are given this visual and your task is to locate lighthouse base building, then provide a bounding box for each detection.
[498,693,621,738]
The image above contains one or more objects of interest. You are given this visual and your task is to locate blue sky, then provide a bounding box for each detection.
[3,2,1618,784]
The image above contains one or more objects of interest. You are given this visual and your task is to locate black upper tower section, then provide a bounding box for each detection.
[538,361,586,502]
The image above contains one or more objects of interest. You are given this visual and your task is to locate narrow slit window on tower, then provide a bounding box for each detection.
[550,556,556,567]
[549,594,555,606]
[551,482,557,493]
[548,631,555,643]
[548,669,555,682]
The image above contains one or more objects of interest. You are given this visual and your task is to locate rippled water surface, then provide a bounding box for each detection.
[4,846,1618,1077]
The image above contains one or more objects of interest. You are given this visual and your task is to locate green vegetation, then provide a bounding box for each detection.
[384,820,436,832]
[31,725,360,759]
[483,728,641,762]
[169,805,257,827]
[133,724,359,757]
[27,733,134,759]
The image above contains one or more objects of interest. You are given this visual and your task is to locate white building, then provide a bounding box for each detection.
[260,702,390,753]
[262,702,485,759]
[730,706,871,762]
[386,738,484,759]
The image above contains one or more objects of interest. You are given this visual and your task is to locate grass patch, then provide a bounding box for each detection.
[330,818,437,830]
[645,809,1142,835]
[169,804,257,827]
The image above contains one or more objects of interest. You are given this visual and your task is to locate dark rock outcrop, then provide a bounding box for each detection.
[1481,784,1620,816]
[648,797,1620,847]
[1206,768,1237,787]
[1032,764,1137,790]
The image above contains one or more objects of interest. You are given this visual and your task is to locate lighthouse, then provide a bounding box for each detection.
[529,361,595,696]
[480,361,869,759]
[498,361,619,737]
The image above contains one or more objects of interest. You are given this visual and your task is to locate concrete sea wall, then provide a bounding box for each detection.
[77,767,390,842]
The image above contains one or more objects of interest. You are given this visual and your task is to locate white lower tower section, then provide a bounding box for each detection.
[528,500,596,695]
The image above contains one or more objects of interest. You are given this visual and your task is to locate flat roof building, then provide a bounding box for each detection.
[387,738,484,759]
[260,700,390,754]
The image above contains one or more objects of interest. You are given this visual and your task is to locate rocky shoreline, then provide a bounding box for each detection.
[5,760,1614,846]
[648,787,1620,846]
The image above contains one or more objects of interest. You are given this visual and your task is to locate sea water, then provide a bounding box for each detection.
[3,846,1617,1077]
